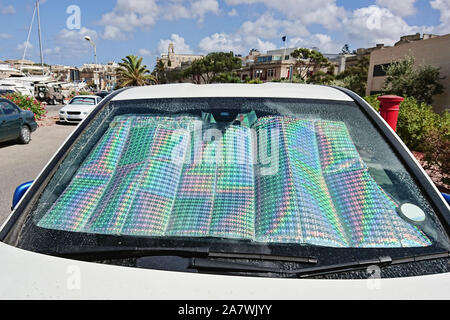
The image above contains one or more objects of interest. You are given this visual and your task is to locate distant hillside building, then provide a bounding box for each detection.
[366,33,450,113]
[158,43,203,70]
[80,62,119,90]
[236,48,346,82]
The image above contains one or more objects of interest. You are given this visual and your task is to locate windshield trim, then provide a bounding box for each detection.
[2,91,449,252]
[0,87,130,241]
[333,86,450,235]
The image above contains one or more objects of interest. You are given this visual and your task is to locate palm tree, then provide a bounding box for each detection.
[153,59,167,83]
[117,55,157,87]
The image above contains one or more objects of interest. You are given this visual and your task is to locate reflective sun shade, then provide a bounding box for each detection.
[37,114,431,248]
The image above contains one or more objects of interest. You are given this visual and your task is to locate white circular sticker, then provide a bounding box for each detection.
[399,203,426,223]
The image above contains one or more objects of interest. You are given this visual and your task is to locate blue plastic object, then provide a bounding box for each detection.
[12,181,33,210]
[442,193,450,205]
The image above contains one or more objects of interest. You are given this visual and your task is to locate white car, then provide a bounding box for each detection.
[1,83,449,299]
[59,95,102,124]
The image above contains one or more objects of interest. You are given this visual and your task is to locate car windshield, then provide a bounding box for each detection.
[4,97,450,275]
[70,97,96,105]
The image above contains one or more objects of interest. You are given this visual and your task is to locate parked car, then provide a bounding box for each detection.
[58,95,102,124]
[0,97,37,144]
[1,83,449,299]
[0,89,15,96]
[0,85,33,97]
[35,83,64,105]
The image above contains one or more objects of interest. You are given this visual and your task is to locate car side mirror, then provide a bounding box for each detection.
[442,192,450,205]
[12,181,33,210]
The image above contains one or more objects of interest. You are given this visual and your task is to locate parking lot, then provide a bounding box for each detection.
[0,105,76,224]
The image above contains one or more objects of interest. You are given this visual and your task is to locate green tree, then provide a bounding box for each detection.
[383,56,444,104]
[153,59,167,84]
[213,71,241,83]
[291,48,330,81]
[334,55,369,96]
[183,52,242,84]
[117,55,157,88]
[307,71,335,85]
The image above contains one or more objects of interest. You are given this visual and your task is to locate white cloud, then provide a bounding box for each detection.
[100,0,159,40]
[375,0,417,17]
[0,32,12,39]
[228,8,238,16]
[287,34,341,53]
[164,3,192,20]
[197,31,278,55]
[17,41,33,51]
[197,10,312,55]
[240,12,309,40]
[0,3,15,14]
[198,32,244,53]
[342,5,428,47]
[43,47,62,55]
[138,48,152,56]
[225,0,346,29]
[44,27,98,60]
[430,0,450,33]
[191,0,220,21]
[163,0,219,22]
[158,34,193,54]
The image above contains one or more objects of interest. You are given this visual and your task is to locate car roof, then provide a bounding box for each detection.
[111,83,354,102]
[71,95,99,99]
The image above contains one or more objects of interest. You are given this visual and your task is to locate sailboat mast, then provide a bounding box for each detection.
[36,0,44,75]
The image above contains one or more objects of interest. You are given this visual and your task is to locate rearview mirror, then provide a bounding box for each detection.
[12,181,33,210]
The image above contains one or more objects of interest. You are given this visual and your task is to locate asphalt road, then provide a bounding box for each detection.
[0,105,76,225]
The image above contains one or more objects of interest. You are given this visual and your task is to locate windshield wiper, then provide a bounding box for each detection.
[55,247,210,261]
[54,246,317,264]
[190,251,450,277]
[297,251,450,278]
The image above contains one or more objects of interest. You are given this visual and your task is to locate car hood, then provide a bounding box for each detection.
[22,110,35,118]
[61,104,96,112]
[0,242,449,299]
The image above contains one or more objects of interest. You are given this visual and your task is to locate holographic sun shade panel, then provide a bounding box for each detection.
[37,114,431,248]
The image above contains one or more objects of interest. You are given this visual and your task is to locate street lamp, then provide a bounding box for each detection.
[84,35,99,91]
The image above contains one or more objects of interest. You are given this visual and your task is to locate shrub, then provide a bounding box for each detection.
[364,95,440,152]
[246,78,263,84]
[78,91,93,96]
[1,92,47,121]
[422,111,450,187]
[422,127,450,187]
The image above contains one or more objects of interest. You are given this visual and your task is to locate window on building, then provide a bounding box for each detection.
[373,63,391,77]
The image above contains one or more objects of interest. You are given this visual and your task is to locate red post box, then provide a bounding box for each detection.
[377,95,404,131]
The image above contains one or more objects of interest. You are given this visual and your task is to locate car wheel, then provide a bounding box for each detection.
[18,125,31,144]
[38,92,45,99]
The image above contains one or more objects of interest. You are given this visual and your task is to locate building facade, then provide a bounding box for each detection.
[79,62,119,91]
[236,48,346,82]
[158,43,203,70]
[366,33,450,113]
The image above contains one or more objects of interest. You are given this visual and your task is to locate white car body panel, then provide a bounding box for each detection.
[0,242,449,299]
[1,84,449,299]
[112,83,354,102]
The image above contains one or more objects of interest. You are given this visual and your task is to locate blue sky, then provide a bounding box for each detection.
[0,0,448,69]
